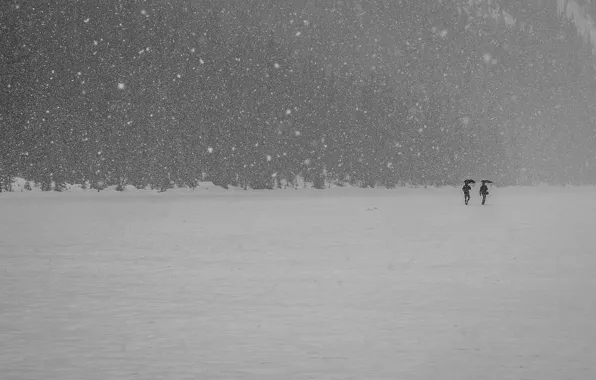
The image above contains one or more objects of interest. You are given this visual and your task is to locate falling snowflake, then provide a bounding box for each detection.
[266,155,272,162]
[286,109,292,115]
[295,31,302,37]
[304,159,311,165]
[294,130,301,136]
[207,147,214,153]
[304,20,310,26]
[141,9,147,16]
[117,83,126,90]
[274,63,280,69]
[199,58,204,64]
[439,29,448,38]
[84,18,90,23]
[462,117,470,125]
[483,53,492,63]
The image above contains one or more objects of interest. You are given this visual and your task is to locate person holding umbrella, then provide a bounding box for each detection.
[462,179,474,205]
[479,180,492,205]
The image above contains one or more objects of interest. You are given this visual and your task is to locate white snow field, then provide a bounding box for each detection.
[1,186,596,380]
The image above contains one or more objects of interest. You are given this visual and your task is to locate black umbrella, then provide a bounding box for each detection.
[464,179,476,184]
[481,180,493,184]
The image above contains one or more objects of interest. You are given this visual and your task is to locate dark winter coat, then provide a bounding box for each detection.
[480,184,489,195]
[462,184,471,195]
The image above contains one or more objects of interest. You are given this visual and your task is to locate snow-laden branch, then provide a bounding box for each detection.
[557,0,596,53]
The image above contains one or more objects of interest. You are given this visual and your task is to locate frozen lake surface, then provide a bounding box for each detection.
[1,186,595,379]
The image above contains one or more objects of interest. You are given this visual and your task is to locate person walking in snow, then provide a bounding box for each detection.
[479,182,489,205]
[462,182,471,205]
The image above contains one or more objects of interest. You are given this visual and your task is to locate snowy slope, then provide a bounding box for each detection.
[1,187,595,379]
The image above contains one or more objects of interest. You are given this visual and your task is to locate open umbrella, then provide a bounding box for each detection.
[481,180,493,184]
[464,179,476,184]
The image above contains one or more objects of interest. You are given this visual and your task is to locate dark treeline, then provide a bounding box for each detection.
[2,0,596,191]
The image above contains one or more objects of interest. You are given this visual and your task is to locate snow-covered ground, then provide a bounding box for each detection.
[1,187,595,379]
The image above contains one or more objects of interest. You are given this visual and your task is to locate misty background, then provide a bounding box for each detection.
[2,0,596,191]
